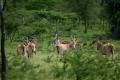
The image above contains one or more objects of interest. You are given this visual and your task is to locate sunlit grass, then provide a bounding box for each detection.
[5,28,120,80]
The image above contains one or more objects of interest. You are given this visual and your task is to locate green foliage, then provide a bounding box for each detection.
[5,9,79,39]
[25,0,55,10]
[32,18,50,34]
[3,0,120,80]
[7,53,41,80]
[103,0,120,38]
[5,25,120,80]
[52,47,120,80]
[5,13,19,36]
[66,0,101,33]
[67,0,99,20]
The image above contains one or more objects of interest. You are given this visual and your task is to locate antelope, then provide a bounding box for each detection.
[92,39,115,59]
[17,37,37,58]
[52,34,80,48]
[17,39,29,56]
[54,38,79,58]
[24,41,36,58]
[28,37,37,54]
[52,34,80,58]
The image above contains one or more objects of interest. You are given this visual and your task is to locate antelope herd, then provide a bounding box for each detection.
[16,34,115,60]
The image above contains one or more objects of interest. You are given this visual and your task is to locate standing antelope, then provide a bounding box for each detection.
[52,34,80,49]
[92,39,115,59]
[17,37,37,58]
[52,34,80,58]
[54,38,79,58]
[17,40,29,56]
[24,41,36,58]
[29,37,37,54]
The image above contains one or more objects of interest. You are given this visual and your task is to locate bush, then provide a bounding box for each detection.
[7,53,40,80]
[52,48,120,80]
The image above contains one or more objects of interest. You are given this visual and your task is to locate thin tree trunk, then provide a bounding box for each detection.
[102,19,105,30]
[0,9,6,80]
[78,17,81,26]
[84,20,87,33]
[0,0,7,80]
[76,72,80,80]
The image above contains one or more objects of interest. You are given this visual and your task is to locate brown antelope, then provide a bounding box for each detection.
[52,34,80,48]
[17,37,37,58]
[17,40,29,56]
[54,38,79,58]
[92,39,115,59]
[24,41,36,58]
[29,37,37,54]
[52,34,80,58]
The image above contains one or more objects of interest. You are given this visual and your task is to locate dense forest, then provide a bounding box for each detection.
[1,0,120,80]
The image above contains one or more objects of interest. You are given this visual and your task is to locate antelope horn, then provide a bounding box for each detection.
[73,35,76,41]
[73,35,75,38]
[70,35,73,40]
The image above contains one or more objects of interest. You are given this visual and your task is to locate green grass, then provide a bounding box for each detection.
[5,27,120,80]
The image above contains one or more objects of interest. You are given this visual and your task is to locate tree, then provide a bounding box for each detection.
[103,0,120,38]
[0,0,7,80]
[25,0,55,10]
[66,0,99,33]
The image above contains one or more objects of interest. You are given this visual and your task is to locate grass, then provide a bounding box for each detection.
[4,27,120,80]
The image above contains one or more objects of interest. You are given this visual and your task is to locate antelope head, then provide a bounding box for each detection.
[71,35,77,48]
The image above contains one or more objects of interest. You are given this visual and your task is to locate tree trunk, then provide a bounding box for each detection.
[76,72,80,80]
[0,0,7,80]
[84,20,88,33]
[102,19,105,30]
